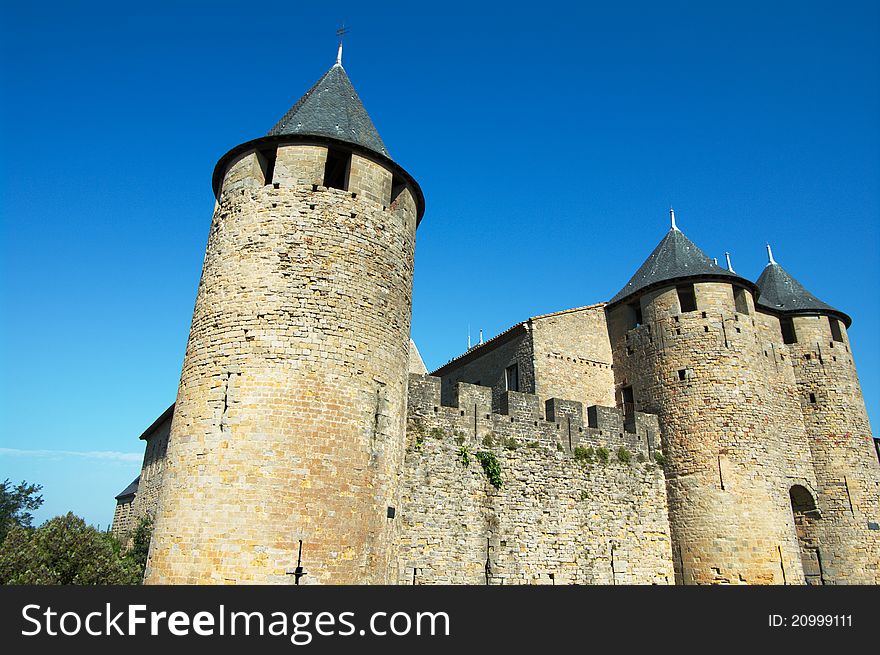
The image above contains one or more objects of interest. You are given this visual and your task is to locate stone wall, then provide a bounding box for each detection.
[531,304,616,408]
[110,405,173,542]
[786,314,880,583]
[608,282,809,584]
[397,375,673,584]
[144,142,420,585]
[435,326,536,412]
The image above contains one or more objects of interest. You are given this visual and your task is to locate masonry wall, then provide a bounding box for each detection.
[436,328,535,412]
[110,407,173,542]
[397,375,673,584]
[531,305,616,408]
[145,142,419,584]
[786,314,880,583]
[608,282,809,584]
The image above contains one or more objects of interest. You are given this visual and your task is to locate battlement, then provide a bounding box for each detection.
[408,374,661,457]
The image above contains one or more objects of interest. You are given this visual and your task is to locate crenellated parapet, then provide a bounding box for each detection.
[408,374,661,458]
[399,374,672,585]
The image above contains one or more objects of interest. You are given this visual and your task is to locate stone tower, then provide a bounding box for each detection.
[756,250,880,583]
[605,214,810,584]
[144,48,425,584]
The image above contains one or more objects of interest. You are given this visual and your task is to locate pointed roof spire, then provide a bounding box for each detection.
[754,249,850,326]
[724,252,735,273]
[609,215,751,306]
[670,207,678,231]
[267,55,389,157]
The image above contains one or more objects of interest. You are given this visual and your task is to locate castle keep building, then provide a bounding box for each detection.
[112,52,879,585]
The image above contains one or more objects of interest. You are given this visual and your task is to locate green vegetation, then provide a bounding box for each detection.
[596,447,610,464]
[0,513,143,585]
[482,433,495,448]
[429,427,445,439]
[0,479,43,543]
[573,446,594,464]
[458,446,470,467]
[617,447,632,464]
[503,437,519,450]
[474,451,502,488]
[654,452,667,467]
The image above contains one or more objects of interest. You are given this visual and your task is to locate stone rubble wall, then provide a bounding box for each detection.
[397,374,673,584]
[608,282,809,584]
[145,143,418,584]
[787,315,880,583]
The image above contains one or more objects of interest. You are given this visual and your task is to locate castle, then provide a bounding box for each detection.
[111,47,880,585]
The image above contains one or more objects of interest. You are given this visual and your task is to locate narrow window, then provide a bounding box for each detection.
[505,364,519,392]
[678,369,687,381]
[829,317,843,343]
[390,173,407,207]
[257,147,277,186]
[809,393,816,404]
[622,385,635,412]
[630,301,643,327]
[677,284,697,313]
[780,317,797,344]
[734,287,750,315]
[323,148,351,190]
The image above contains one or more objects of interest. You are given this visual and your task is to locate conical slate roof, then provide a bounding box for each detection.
[755,261,850,326]
[609,227,745,305]
[267,63,389,158]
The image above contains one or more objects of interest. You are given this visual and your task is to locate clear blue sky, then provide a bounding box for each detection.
[1,1,878,529]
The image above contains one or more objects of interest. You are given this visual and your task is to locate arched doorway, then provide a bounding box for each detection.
[789,485,823,585]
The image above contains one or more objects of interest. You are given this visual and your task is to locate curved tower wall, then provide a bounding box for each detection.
[145,142,419,584]
[785,315,880,583]
[608,281,810,584]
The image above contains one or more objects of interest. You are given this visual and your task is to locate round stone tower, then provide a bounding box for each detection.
[606,212,808,584]
[144,51,425,584]
[755,247,880,584]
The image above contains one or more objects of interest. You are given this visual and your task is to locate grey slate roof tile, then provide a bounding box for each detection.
[115,476,140,501]
[755,262,849,325]
[267,64,389,158]
[610,228,743,305]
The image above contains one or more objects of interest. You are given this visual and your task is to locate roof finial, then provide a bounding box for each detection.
[724,252,735,273]
[766,243,777,265]
[336,24,350,66]
[670,207,678,231]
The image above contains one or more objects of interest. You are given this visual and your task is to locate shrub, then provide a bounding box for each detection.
[458,446,470,467]
[654,452,667,467]
[474,452,502,488]
[596,447,610,464]
[0,513,142,585]
[617,447,632,464]
[503,437,519,450]
[637,452,646,463]
[573,446,594,464]
[429,427,445,439]
[482,434,495,448]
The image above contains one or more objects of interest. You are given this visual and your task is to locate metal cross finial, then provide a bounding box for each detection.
[766,243,777,265]
[336,24,350,66]
[724,252,735,273]
[670,207,678,231]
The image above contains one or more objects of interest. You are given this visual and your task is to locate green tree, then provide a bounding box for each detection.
[0,513,142,585]
[127,514,153,578]
[0,479,43,543]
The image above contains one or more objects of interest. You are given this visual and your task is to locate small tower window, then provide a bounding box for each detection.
[829,317,843,343]
[390,173,407,207]
[323,148,351,190]
[505,364,519,392]
[256,147,277,186]
[677,284,697,313]
[630,301,643,327]
[734,287,750,315]
[780,317,797,344]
